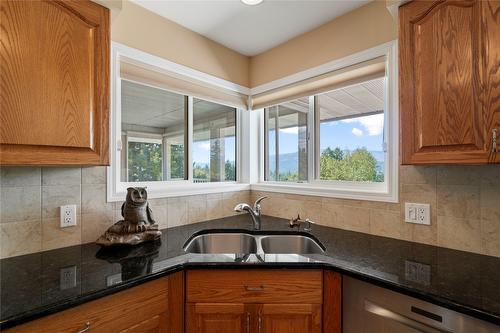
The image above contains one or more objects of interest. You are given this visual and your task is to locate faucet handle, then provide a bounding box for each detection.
[253,196,268,211]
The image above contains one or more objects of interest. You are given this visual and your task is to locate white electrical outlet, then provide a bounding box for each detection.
[405,203,430,225]
[60,205,77,228]
[60,265,77,290]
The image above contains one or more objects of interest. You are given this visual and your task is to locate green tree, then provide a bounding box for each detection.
[170,144,184,179]
[225,160,236,181]
[128,142,162,182]
[320,146,382,182]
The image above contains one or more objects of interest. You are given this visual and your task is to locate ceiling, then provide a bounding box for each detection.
[131,0,372,56]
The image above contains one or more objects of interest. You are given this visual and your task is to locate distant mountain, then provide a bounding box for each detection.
[270,149,385,173]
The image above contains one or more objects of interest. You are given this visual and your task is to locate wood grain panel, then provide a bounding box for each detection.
[186,303,248,333]
[5,277,169,333]
[260,304,322,333]
[187,269,323,304]
[0,0,109,165]
[399,0,499,164]
[167,271,185,333]
[322,270,341,333]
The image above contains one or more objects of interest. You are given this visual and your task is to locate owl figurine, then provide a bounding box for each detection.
[96,187,161,246]
[120,187,156,233]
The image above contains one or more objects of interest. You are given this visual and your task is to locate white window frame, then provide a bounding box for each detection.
[250,40,399,203]
[107,43,250,202]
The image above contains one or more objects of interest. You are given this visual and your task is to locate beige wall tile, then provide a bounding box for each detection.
[437,216,481,253]
[42,218,81,251]
[222,191,251,216]
[81,167,106,185]
[337,205,370,233]
[81,212,114,244]
[410,219,437,246]
[42,168,81,186]
[0,220,41,258]
[1,186,41,223]
[369,209,411,241]
[81,184,112,215]
[437,185,480,219]
[147,198,168,229]
[480,185,500,221]
[437,166,482,185]
[481,219,500,257]
[1,167,41,186]
[188,195,207,224]
[400,166,436,185]
[167,197,188,228]
[42,185,81,218]
[320,198,342,228]
[206,193,224,220]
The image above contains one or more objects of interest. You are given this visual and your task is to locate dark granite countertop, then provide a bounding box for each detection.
[1,215,499,328]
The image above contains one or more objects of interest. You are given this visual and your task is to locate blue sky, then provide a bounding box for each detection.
[278,113,385,154]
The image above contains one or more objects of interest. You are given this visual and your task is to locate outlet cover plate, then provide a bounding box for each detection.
[60,205,77,228]
[405,203,430,225]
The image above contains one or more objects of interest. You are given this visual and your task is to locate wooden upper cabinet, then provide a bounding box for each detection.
[399,0,500,164]
[0,0,110,165]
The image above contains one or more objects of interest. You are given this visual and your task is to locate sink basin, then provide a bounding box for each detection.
[183,230,325,254]
[260,235,325,254]
[183,233,257,254]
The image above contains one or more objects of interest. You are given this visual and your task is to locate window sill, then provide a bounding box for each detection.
[250,182,398,203]
[107,182,251,202]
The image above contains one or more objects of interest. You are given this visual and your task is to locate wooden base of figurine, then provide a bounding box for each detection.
[96,220,162,247]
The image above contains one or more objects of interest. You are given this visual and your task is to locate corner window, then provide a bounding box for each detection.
[257,42,398,202]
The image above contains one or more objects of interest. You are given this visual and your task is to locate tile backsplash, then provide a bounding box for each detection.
[251,165,500,258]
[0,167,250,259]
[0,165,499,259]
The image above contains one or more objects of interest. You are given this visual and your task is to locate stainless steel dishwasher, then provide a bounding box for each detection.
[343,276,500,333]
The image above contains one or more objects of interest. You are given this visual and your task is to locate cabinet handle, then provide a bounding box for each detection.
[493,129,497,153]
[76,322,91,333]
[246,312,250,333]
[258,313,262,333]
[245,285,265,292]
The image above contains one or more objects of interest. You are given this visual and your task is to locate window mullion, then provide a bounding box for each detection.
[187,96,194,183]
[307,95,316,183]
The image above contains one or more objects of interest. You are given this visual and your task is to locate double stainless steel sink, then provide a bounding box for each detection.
[183,230,326,254]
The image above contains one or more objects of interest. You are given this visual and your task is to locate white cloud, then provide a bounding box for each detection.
[197,142,210,150]
[280,126,299,134]
[351,128,363,137]
[341,113,384,136]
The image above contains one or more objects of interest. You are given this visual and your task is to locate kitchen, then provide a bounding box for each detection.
[0,0,499,332]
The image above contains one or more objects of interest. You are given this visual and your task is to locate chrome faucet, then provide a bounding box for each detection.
[234,196,268,230]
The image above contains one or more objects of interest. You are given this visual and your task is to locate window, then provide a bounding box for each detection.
[193,98,236,183]
[258,42,398,202]
[317,78,385,183]
[120,80,187,182]
[265,98,309,182]
[109,43,248,201]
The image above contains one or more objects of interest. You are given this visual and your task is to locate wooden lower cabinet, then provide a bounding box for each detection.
[186,303,249,333]
[5,272,185,333]
[260,304,322,333]
[186,303,321,333]
[186,269,339,333]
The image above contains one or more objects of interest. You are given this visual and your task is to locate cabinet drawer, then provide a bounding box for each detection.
[6,277,169,333]
[187,269,322,304]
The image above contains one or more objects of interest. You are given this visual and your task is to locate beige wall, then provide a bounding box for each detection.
[249,0,397,87]
[112,1,250,87]
[252,165,500,257]
[0,166,250,259]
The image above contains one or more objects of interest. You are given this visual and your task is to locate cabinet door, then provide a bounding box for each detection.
[186,303,250,333]
[0,0,109,165]
[399,0,499,164]
[260,304,322,333]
